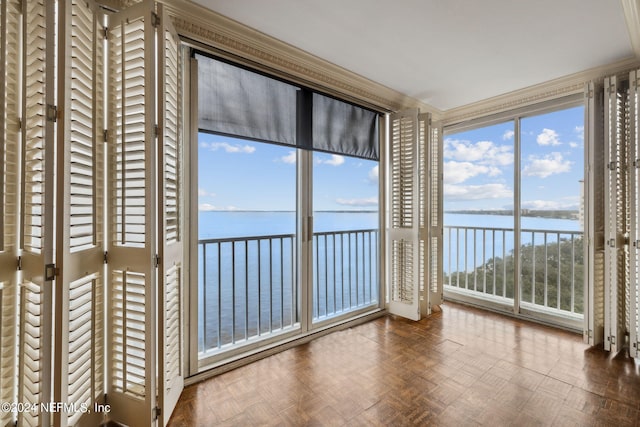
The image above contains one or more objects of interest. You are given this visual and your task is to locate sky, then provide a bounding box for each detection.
[198,104,583,213]
[444,105,584,212]
[198,133,379,211]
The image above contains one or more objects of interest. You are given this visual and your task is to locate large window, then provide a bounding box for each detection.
[443,101,585,328]
[193,52,381,368]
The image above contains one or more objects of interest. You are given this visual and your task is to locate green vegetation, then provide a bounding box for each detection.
[445,236,584,314]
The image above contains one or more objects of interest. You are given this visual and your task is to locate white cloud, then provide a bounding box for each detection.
[522,152,572,178]
[569,142,579,148]
[444,161,501,184]
[317,154,345,166]
[198,203,239,211]
[368,165,379,184]
[444,138,513,166]
[200,141,256,154]
[521,199,579,210]
[280,151,296,164]
[335,197,378,207]
[198,203,217,211]
[198,188,216,197]
[444,183,512,201]
[536,128,561,146]
[502,130,514,140]
[575,126,584,141]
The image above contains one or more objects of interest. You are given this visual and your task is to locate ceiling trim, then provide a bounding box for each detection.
[622,0,640,59]
[443,57,640,126]
[161,0,440,117]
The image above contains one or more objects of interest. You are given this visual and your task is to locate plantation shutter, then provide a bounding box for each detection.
[629,70,640,358]
[18,1,56,426]
[54,1,106,426]
[0,1,20,425]
[106,2,158,425]
[427,119,444,309]
[157,4,184,424]
[388,109,421,320]
[584,81,605,346]
[603,76,627,353]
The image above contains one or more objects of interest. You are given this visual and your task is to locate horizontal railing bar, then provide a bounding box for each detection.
[444,225,582,236]
[199,229,378,245]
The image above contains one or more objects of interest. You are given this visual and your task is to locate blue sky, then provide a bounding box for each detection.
[198,133,379,211]
[444,106,584,211]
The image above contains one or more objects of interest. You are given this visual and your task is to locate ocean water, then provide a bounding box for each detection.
[198,211,379,239]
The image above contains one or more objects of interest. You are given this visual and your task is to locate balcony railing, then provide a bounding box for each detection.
[444,225,584,317]
[198,229,378,355]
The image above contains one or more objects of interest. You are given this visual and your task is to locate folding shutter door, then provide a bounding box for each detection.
[584,81,605,346]
[0,1,20,425]
[388,110,421,321]
[603,76,627,354]
[418,113,428,315]
[157,4,184,424]
[629,70,640,358]
[18,1,56,425]
[107,2,158,425]
[427,119,444,309]
[54,1,106,426]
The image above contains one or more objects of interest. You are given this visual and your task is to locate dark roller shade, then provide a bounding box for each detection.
[196,53,298,146]
[312,93,379,160]
[196,53,379,160]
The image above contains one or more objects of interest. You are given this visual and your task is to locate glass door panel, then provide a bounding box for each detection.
[443,121,515,301]
[312,153,379,321]
[519,106,585,317]
[197,135,298,358]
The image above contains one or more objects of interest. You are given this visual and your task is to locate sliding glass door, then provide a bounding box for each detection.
[191,51,381,370]
[443,100,585,328]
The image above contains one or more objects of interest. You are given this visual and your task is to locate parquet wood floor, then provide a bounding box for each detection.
[168,302,640,426]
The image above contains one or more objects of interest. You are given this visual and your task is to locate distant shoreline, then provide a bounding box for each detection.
[200,210,378,213]
[445,210,579,220]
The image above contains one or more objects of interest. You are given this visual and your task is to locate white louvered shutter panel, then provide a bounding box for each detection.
[54,1,106,425]
[0,1,21,425]
[603,76,628,354]
[428,120,444,309]
[584,81,606,346]
[18,1,55,425]
[388,110,421,321]
[157,5,184,424]
[107,2,158,425]
[629,70,640,358]
[418,113,428,315]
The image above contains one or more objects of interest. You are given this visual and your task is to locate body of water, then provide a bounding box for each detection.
[198,211,379,240]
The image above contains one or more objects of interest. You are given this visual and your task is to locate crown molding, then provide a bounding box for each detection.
[622,0,640,59]
[443,57,640,126]
[160,0,441,118]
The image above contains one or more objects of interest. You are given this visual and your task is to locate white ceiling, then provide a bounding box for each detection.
[192,0,635,111]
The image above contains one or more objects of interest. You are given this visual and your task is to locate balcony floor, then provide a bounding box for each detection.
[168,302,640,426]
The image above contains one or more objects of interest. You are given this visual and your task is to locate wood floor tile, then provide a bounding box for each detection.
[168,302,640,426]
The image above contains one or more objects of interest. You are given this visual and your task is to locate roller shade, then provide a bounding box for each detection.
[196,53,379,160]
[312,93,379,160]
[196,53,298,146]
